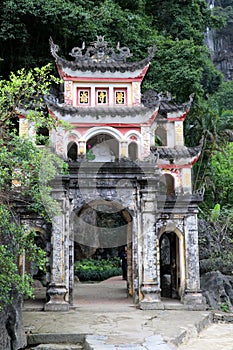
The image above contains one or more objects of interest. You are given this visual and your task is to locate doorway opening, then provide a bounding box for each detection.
[128,142,138,161]
[67,141,78,161]
[159,231,182,299]
[72,200,133,304]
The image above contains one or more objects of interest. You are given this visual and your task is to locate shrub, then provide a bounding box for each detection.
[74,258,122,282]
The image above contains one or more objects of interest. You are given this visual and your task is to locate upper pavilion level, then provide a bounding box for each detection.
[19,36,203,196]
[49,36,156,108]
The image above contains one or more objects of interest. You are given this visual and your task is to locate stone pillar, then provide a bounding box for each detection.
[140,191,163,310]
[18,116,29,137]
[141,126,151,158]
[174,121,184,146]
[183,214,205,309]
[120,141,128,158]
[45,186,69,311]
[78,140,86,156]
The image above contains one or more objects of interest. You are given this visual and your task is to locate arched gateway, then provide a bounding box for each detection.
[19,36,206,311]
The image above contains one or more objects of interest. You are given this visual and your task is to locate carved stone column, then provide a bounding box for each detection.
[183,214,205,309]
[140,191,163,310]
[45,185,69,311]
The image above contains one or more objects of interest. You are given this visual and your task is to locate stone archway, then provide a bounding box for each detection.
[159,229,185,300]
[71,199,133,301]
[45,160,159,311]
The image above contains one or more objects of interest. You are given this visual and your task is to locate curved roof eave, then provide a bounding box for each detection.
[44,95,158,123]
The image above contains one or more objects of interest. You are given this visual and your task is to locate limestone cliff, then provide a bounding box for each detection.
[205,0,233,80]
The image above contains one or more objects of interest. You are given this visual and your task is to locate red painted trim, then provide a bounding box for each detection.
[167,110,190,122]
[64,76,144,83]
[18,115,26,119]
[191,154,201,165]
[158,164,192,169]
[67,123,144,128]
[48,110,145,129]
[48,108,158,128]
[145,110,159,125]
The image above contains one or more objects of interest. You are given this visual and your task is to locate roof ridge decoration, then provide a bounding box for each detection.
[49,37,157,73]
[69,35,133,63]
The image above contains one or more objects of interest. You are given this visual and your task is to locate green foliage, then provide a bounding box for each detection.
[75,258,121,281]
[0,0,224,102]
[213,1,233,32]
[145,0,212,44]
[0,64,60,136]
[196,142,233,215]
[0,245,33,309]
[205,206,233,259]
[185,97,233,192]
[219,302,231,313]
[0,133,66,220]
[0,64,67,217]
[212,80,233,111]
[0,204,47,310]
[0,0,157,76]
[144,37,212,101]
[208,143,233,207]
[210,204,221,222]
[201,59,223,96]
[0,65,66,309]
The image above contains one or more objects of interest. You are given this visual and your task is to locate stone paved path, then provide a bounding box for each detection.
[23,276,233,349]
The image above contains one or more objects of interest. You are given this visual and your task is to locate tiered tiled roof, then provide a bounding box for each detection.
[151,136,204,163]
[142,90,194,117]
[44,95,158,123]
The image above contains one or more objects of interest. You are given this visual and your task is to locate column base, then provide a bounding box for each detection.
[140,300,165,310]
[183,290,206,310]
[139,282,164,310]
[44,283,69,312]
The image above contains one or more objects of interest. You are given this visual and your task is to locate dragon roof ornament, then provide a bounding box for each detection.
[49,36,157,73]
[69,35,133,63]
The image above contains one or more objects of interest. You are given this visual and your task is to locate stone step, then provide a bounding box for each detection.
[31,344,83,350]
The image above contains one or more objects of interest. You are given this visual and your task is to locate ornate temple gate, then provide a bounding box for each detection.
[44,160,162,311]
